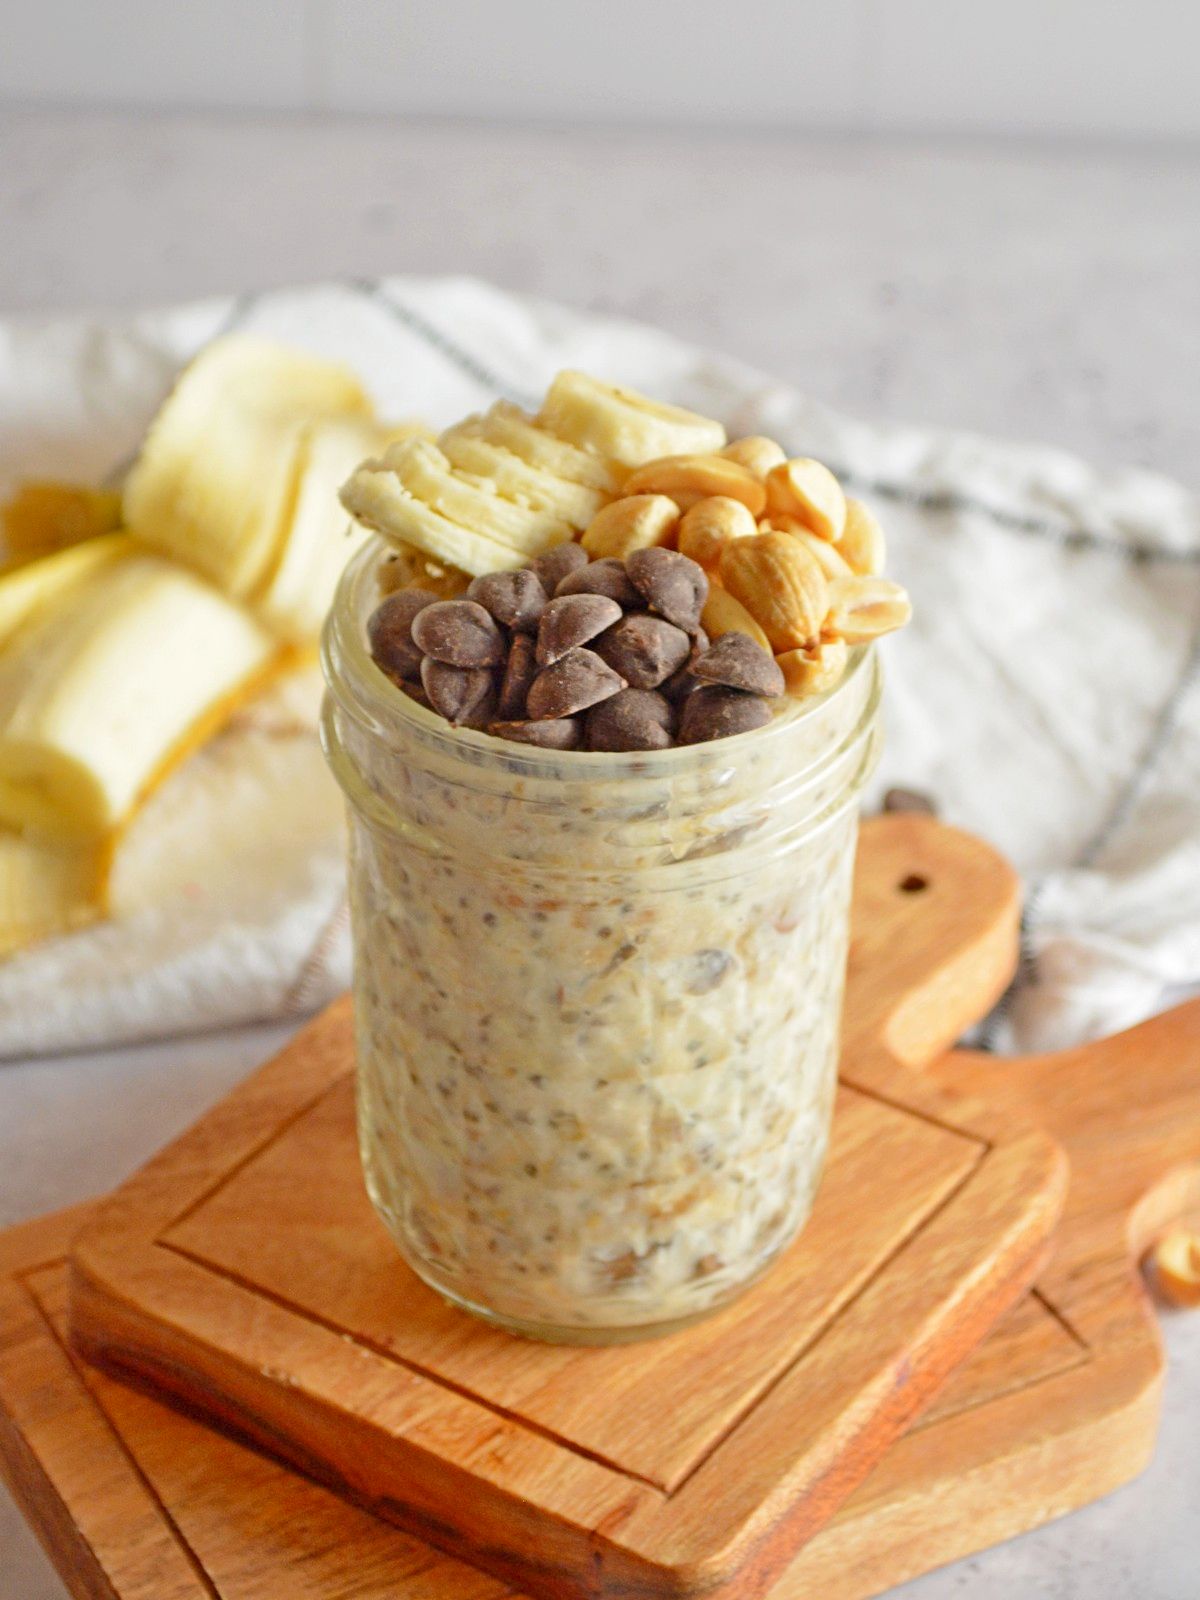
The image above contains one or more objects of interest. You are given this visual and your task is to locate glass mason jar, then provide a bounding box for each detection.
[322,539,882,1344]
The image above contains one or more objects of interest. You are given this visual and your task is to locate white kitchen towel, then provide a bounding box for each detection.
[0,275,1197,1058]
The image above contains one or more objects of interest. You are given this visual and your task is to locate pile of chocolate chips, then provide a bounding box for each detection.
[367,540,785,751]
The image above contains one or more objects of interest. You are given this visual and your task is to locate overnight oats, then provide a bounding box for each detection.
[323,372,910,1342]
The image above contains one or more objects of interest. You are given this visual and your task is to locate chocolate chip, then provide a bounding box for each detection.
[526,648,626,720]
[489,718,581,750]
[530,541,588,593]
[467,568,548,633]
[661,627,711,703]
[411,600,505,668]
[678,685,772,744]
[882,787,938,816]
[367,588,438,681]
[536,593,623,666]
[420,658,496,726]
[400,679,433,710]
[496,632,537,720]
[692,631,785,697]
[593,613,691,690]
[555,558,642,607]
[585,689,675,752]
[625,547,708,633]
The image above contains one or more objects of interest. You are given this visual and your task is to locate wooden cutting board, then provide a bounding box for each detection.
[65,815,1066,1600]
[6,979,1200,1600]
[3,824,1197,1598]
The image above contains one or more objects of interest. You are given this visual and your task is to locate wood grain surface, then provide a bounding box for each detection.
[64,815,1066,1600]
[6,974,1200,1600]
[2,825,1197,1596]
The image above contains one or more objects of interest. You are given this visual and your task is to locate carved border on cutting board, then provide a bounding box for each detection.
[141,1073,997,1496]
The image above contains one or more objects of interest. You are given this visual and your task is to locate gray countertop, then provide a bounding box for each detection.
[1,107,1197,1600]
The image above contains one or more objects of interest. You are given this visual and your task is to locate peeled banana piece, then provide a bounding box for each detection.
[1,481,123,567]
[0,831,105,956]
[125,336,372,601]
[0,548,279,840]
[0,533,132,650]
[254,417,429,643]
[537,371,726,468]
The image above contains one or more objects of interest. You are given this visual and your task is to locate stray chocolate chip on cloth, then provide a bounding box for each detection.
[366,541,785,750]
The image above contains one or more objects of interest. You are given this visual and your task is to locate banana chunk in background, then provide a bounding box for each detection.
[0,831,105,957]
[0,533,132,649]
[253,415,429,642]
[0,547,279,841]
[124,336,373,605]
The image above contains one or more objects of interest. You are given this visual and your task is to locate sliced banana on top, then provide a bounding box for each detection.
[438,428,607,527]
[537,370,726,468]
[340,466,527,578]
[379,437,575,554]
[467,402,624,494]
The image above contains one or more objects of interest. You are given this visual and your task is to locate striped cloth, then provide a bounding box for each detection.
[0,276,1196,1056]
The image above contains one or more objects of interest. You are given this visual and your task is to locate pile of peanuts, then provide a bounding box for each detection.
[577,438,910,699]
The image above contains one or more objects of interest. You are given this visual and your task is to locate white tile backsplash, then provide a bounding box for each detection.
[0,0,1196,138]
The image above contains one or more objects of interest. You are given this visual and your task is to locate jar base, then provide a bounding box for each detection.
[399,1240,795,1345]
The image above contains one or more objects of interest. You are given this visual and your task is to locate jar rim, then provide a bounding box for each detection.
[324,536,875,779]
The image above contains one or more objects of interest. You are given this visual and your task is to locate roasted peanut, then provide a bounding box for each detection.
[719,531,829,653]
[840,498,887,575]
[765,458,846,543]
[699,583,773,653]
[765,517,855,580]
[1148,1229,1200,1307]
[720,436,787,479]
[623,454,767,516]
[775,637,849,699]
[581,494,679,559]
[678,496,758,570]
[825,576,912,644]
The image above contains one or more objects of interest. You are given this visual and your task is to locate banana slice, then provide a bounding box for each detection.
[379,437,573,553]
[0,549,279,840]
[125,336,372,600]
[255,417,429,643]
[466,402,623,494]
[0,533,133,649]
[340,466,526,578]
[537,371,726,468]
[0,831,105,956]
[438,428,607,526]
